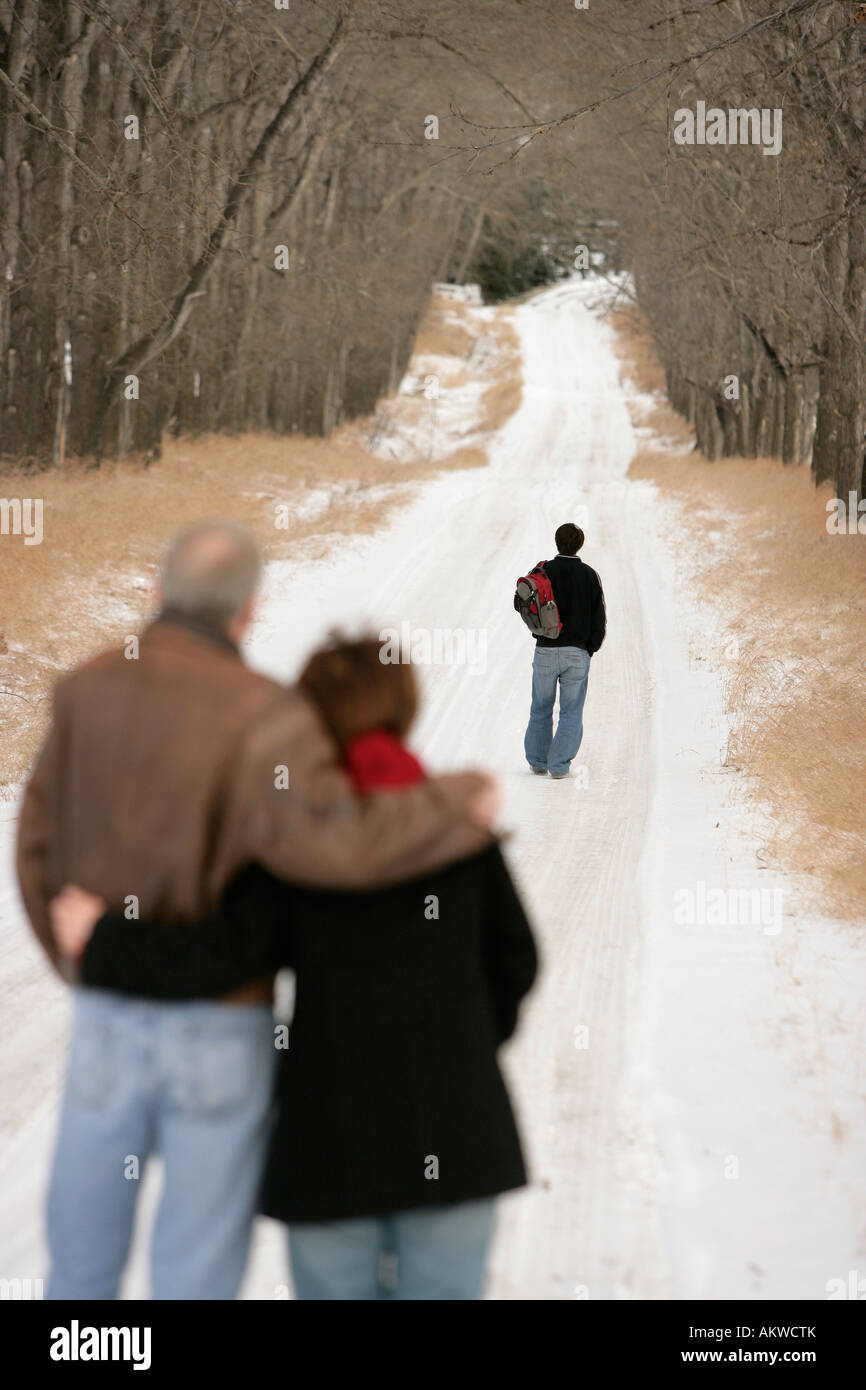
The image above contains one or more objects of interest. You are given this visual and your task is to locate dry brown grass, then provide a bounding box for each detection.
[414,299,522,422]
[480,317,522,432]
[610,305,695,448]
[610,305,667,396]
[0,295,522,786]
[412,296,477,360]
[614,312,866,920]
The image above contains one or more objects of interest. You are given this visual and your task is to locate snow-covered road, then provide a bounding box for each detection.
[247,278,653,1300]
[1,279,863,1300]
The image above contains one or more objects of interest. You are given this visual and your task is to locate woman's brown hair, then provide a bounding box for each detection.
[297,634,418,751]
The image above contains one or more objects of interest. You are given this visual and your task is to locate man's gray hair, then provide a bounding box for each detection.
[161,520,262,629]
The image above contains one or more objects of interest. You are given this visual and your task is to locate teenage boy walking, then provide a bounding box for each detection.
[523,522,606,779]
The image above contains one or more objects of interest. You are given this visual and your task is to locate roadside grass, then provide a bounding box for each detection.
[0,295,521,787]
[412,296,477,360]
[615,309,866,921]
[480,321,522,432]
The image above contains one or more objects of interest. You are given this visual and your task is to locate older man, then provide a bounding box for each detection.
[17,519,495,1300]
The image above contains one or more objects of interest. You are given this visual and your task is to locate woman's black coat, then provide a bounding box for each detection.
[82,845,538,1224]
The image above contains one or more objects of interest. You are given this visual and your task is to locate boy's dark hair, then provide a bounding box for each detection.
[298,634,418,751]
[555,522,585,556]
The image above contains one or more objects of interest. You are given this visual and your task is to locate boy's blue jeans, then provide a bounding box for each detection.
[524,644,591,775]
[46,988,276,1300]
[289,1198,496,1300]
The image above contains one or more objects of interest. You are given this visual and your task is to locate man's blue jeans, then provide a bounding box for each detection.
[524,644,591,776]
[46,988,276,1300]
[288,1198,496,1300]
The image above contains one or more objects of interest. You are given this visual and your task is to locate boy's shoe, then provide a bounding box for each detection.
[529,766,548,776]
[549,770,570,779]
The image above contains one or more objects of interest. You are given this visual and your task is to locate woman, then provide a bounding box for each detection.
[52,636,538,1300]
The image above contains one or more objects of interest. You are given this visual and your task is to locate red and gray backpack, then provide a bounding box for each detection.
[514,560,562,639]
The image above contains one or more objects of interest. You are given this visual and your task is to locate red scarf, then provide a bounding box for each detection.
[342,729,426,792]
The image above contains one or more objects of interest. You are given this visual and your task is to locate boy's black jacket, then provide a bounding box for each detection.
[522,553,607,652]
[82,845,538,1223]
